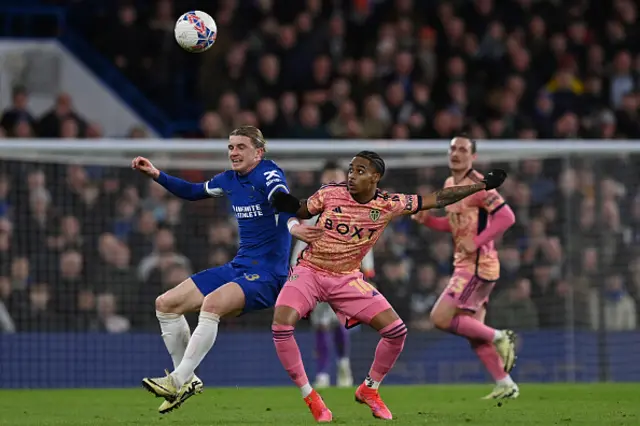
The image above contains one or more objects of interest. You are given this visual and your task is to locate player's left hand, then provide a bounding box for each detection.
[482,169,507,190]
[290,224,324,244]
[459,238,477,254]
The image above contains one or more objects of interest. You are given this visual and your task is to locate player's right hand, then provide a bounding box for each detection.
[290,224,324,244]
[132,156,160,179]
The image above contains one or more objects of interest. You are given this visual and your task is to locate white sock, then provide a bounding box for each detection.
[497,375,515,386]
[338,357,350,368]
[171,311,220,387]
[300,383,313,397]
[493,330,505,342]
[157,311,191,369]
[364,375,381,389]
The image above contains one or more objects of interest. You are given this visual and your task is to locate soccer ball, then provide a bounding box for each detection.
[174,11,217,53]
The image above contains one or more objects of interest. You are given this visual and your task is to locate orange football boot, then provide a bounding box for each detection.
[355,383,393,420]
[304,389,333,422]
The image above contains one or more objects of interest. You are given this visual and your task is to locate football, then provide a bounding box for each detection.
[174,10,217,53]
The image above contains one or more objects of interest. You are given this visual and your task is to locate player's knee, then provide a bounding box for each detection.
[156,294,179,314]
[380,320,408,347]
[272,305,300,326]
[271,307,298,344]
[430,309,452,330]
[430,301,460,330]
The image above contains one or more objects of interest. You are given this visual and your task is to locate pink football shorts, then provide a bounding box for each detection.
[436,268,496,313]
[276,264,393,327]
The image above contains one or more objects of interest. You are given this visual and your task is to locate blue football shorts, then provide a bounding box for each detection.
[190,262,287,314]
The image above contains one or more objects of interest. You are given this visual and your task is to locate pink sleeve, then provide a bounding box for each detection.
[473,204,516,247]
[387,193,421,218]
[307,186,328,216]
[419,215,451,232]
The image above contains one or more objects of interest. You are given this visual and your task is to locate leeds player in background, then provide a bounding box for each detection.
[290,161,374,388]
[413,135,518,400]
[132,126,322,414]
[273,151,507,421]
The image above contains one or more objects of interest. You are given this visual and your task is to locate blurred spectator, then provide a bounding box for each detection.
[628,251,640,315]
[0,86,35,134]
[409,263,439,330]
[37,93,86,138]
[289,103,330,138]
[490,277,539,330]
[53,250,88,329]
[530,261,563,328]
[94,239,137,317]
[0,299,15,333]
[129,211,158,266]
[378,256,412,322]
[96,293,130,333]
[496,245,522,294]
[138,228,191,284]
[590,274,637,331]
[18,282,58,332]
[75,287,98,331]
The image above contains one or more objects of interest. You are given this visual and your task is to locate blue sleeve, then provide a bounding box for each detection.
[260,166,290,202]
[155,171,224,201]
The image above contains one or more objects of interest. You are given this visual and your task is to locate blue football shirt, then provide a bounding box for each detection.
[203,159,293,276]
[156,159,293,277]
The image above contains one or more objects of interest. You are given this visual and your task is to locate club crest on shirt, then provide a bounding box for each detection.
[369,209,381,222]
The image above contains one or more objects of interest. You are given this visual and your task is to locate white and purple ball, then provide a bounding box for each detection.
[174,11,217,53]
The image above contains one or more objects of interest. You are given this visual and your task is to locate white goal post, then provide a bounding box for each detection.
[0,139,638,171]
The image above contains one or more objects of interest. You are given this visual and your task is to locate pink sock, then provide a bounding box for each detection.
[272,324,310,387]
[471,340,507,381]
[368,319,407,384]
[449,315,495,342]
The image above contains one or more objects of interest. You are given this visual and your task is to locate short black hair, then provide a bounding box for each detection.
[322,160,340,172]
[453,133,477,154]
[355,151,386,177]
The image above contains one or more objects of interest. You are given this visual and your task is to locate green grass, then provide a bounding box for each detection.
[0,384,639,425]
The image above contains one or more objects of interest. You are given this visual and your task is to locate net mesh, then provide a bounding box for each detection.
[0,151,639,388]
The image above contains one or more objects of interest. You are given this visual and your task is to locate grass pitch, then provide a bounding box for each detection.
[0,384,638,425]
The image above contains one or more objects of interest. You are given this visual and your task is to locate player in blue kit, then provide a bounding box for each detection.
[132,126,322,414]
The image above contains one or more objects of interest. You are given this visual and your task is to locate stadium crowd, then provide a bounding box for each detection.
[0,0,639,333]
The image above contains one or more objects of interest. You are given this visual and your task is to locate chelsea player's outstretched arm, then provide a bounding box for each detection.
[131,156,224,201]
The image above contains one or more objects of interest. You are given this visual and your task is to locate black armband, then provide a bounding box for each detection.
[271,191,302,213]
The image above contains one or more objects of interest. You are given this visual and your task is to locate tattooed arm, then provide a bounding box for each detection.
[420,183,486,210]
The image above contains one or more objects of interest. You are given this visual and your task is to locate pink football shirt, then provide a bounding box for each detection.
[297,183,421,275]
[444,169,506,281]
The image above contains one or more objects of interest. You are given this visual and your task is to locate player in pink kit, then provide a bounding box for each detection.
[271,151,507,422]
[413,136,519,400]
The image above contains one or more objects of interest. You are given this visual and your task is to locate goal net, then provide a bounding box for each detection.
[0,139,638,388]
